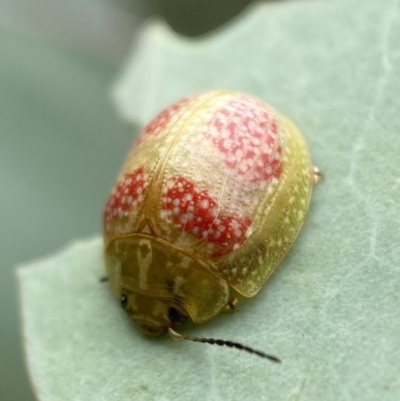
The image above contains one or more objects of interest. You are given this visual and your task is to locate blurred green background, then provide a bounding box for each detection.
[0,1,265,399]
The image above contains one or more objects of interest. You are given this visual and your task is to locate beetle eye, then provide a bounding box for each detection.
[168,307,188,325]
[120,294,128,309]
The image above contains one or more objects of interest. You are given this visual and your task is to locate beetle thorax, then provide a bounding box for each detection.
[105,234,231,334]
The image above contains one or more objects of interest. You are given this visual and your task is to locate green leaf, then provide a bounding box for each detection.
[19,1,400,400]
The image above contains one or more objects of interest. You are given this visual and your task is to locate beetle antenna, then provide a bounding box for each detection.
[99,276,109,283]
[168,328,281,363]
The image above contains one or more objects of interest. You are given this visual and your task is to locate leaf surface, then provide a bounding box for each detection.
[20,1,400,400]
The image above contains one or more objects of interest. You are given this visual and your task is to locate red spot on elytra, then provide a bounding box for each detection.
[163,176,252,257]
[134,97,191,146]
[104,167,148,222]
[207,96,283,182]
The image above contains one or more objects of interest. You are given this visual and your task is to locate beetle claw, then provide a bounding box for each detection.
[313,167,324,184]
[223,297,239,313]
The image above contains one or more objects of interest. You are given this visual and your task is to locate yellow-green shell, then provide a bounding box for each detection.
[103,90,314,331]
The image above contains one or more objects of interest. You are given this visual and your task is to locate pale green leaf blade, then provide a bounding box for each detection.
[20,0,400,400]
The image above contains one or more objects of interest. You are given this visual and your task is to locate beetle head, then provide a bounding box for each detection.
[118,289,188,335]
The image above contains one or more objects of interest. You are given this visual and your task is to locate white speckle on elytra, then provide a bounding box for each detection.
[167,179,174,189]
[235,148,244,158]
[245,227,253,237]
[256,159,264,168]
[239,161,248,172]
[172,198,180,206]
[247,159,255,168]
[223,139,232,149]
[230,220,239,229]
[200,199,209,209]
[218,225,225,232]
[233,243,240,250]
[173,207,180,215]
[226,153,235,163]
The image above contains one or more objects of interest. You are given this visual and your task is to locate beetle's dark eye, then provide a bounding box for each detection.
[120,294,128,309]
[168,307,188,325]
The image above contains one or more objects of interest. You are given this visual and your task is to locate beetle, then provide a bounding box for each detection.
[103,90,320,361]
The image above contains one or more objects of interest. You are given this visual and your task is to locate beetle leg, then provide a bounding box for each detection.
[99,276,109,283]
[223,297,239,313]
[312,166,323,184]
